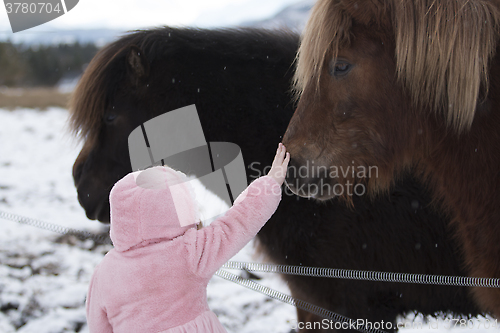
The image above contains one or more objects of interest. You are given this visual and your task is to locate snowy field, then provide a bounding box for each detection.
[0,107,499,332]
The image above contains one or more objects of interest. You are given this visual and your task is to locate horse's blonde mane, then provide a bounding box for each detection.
[293,0,352,100]
[294,0,500,132]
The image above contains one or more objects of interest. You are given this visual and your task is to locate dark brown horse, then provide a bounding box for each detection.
[284,0,500,321]
[70,27,480,332]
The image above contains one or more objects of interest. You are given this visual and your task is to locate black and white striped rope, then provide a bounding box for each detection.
[1,209,499,289]
[215,269,387,333]
[221,261,500,288]
[0,210,111,245]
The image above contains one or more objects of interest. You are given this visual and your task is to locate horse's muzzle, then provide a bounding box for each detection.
[284,157,335,200]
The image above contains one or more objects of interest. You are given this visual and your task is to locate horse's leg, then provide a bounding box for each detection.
[293,307,399,333]
[295,308,330,332]
[288,281,399,333]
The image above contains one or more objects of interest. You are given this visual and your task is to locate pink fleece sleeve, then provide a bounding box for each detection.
[86,265,113,333]
[185,175,282,277]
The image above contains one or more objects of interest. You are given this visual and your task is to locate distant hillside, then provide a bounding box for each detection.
[0,1,313,47]
[0,1,314,88]
[243,0,313,31]
[0,28,125,47]
[0,42,98,87]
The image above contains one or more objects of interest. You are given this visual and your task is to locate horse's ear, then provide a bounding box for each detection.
[126,45,150,86]
[341,0,390,28]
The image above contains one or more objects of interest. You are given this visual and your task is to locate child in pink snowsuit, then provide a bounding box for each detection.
[86,143,290,332]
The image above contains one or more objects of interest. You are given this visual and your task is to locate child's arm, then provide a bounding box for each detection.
[185,143,290,277]
[86,265,113,333]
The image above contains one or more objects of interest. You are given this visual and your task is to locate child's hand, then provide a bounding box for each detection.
[267,143,290,185]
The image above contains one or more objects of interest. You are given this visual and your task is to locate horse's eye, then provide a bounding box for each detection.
[330,61,352,77]
[104,114,117,124]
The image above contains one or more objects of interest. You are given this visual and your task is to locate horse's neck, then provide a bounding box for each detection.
[421,92,500,224]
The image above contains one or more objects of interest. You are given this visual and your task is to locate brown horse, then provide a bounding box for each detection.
[284,0,500,319]
[70,27,480,332]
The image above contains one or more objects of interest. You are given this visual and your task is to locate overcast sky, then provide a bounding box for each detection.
[0,0,301,34]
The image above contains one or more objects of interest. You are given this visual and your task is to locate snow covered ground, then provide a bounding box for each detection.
[0,107,296,332]
[0,107,499,332]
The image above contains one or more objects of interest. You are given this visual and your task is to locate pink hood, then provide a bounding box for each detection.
[109,166,198,252]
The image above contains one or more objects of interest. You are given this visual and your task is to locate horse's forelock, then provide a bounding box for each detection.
[69,39,131,142]
[293,0,352,101]
[295,0,500,132]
